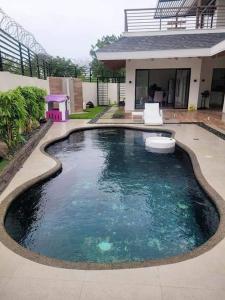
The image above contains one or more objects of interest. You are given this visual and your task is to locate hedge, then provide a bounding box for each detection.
[0,86,47,148]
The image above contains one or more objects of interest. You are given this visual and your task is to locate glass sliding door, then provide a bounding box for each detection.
[135,70,149,109]
[135,69,191,109]
[211,68,225,110]
[175,69,191,109]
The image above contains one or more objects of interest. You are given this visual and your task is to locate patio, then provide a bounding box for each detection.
[97,108,225,132]
[0,119,225,299]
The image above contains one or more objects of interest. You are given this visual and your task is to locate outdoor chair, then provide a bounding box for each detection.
[144,103,163,126]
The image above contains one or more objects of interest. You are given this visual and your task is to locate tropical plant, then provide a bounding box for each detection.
[90,35,124,78]
[0,86,47,148]
[16,87,40,132]
[27,87,47,120]
[0,89,27,147]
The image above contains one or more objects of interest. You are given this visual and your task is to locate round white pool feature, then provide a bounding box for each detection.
[145,136,176,154]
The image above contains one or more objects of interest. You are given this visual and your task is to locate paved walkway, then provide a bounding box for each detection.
[99,106,118,119]
[1,120,225,299]
[98,109,225,133]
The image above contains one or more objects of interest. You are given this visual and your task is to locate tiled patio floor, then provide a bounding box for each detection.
[1,120,225,299]
[98,109,225,133]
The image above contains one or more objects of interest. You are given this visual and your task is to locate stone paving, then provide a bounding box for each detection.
[99,108,225,133]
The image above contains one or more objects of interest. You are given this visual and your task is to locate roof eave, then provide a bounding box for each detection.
[97,48,211,61]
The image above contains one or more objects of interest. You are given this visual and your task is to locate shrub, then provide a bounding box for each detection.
[16,87,40,132]
[0,86,47,148]
[18,86,46,118]
[0,89,27,147]
[29,86,47,120]
[113,108,125,119]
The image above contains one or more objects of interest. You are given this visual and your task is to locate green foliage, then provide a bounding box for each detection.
[49,56,85,78]
[28,87,47,120]
[69,107,105,120]
[16,87,47,132]
[0,158,8,173]
[0,86,47,148]
[112,108,125,119]
[90,35,124,78]
[0,89,27,147]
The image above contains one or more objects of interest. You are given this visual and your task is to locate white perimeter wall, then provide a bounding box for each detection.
[82,82,119,106]
[0,72,49,93]
[82,82,98,106]
[108,83,118,105]
[125,58,202,112]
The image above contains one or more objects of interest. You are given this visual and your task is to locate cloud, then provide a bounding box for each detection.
[0,0,156,60]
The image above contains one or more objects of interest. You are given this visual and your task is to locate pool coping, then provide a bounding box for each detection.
[0,124,225,270]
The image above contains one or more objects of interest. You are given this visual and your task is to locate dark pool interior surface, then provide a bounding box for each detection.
[5,128,219,264]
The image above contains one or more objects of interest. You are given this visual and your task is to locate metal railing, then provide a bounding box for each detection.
[124,5,225,32]
[0,29,49,79]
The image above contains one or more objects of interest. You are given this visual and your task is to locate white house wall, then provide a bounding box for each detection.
[125,58,202,112]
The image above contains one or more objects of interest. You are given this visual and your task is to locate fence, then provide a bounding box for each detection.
[97,76,126,106]
[124,5,225,32]
[0,29,49,79]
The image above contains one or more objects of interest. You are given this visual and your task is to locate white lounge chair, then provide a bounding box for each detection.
[144,103,163,126]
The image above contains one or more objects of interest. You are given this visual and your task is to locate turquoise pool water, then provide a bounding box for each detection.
[5,129,219,264]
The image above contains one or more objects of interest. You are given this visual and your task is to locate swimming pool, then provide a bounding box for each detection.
[4,128,219,266]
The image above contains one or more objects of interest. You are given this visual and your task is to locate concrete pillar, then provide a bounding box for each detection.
[188,59,202,110]
[125,60,135,112]
[198,58,213,108]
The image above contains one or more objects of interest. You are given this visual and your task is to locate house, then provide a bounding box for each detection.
[97,0,225,113]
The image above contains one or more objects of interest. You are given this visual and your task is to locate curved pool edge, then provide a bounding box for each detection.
[0,124,225,270]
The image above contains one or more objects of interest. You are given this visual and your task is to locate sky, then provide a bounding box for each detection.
[0,0,157,63]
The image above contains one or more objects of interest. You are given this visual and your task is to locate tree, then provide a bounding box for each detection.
[48,56,85,78]
[90,35,124,78]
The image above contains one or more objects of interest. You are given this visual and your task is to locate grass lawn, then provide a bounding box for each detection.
[0,159,8,173]
[69,106,105,120]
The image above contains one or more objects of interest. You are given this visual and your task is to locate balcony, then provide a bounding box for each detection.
[124,5,225,33]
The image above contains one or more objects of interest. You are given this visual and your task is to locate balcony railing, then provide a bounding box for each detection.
[124,5,225,32]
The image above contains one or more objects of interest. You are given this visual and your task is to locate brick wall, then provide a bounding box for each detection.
[73,79,83,112]
[48,77,83,113]
[49,77,64,94]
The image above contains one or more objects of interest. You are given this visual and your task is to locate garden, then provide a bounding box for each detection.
[69,106,105,120]
[0,86,47,172]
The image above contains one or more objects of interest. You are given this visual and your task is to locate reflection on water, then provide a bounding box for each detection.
[5,129,219,263]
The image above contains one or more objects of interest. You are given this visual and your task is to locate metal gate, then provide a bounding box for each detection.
[97,76,125,106]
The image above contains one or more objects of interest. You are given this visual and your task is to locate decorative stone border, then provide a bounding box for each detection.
[0,125,225,270]
[0,120,52,195]
[197,122,225,140]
